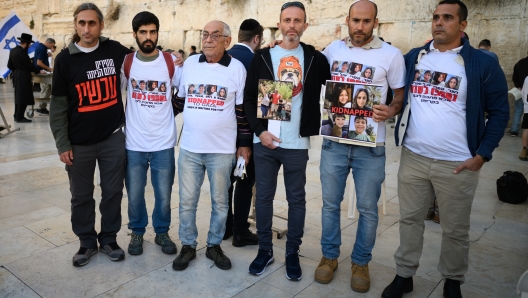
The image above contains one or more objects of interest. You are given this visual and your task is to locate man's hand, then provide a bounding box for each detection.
[237,146,252,165]
[372,104,396,122]
[39,70,47,74]
[259,131,281,149]
[453,155,485,174]
[174,56,184,67]
[267,40,282,48]
[59,150,74,166]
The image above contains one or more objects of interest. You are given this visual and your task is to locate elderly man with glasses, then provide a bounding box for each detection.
[171,20,251,271]
[243,1,330,281]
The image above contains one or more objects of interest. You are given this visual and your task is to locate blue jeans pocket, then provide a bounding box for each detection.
[322,139,333,150]
[368,146,385,157]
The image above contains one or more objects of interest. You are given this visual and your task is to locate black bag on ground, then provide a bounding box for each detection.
[496,171,528,204]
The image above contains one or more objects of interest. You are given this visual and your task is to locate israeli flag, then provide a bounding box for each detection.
[0,11,38,78]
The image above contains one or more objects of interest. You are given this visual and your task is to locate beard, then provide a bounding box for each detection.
[349,28,373,45]
[136,37,157,54]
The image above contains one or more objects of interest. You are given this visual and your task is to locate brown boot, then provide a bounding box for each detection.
[314,257,338,284]
[520,148,528,161]
[433,214,440,224]
[351,262,370,293]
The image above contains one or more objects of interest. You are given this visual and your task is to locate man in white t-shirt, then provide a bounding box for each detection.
[171,20,251,271]
[315,0,406,293]
[384,1,509,297]
[123,12,181,257]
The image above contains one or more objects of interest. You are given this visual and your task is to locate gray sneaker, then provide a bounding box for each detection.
[100,242,125,261]
[155,233,177,254]
[72,247,98,267]
[128,233,144,255]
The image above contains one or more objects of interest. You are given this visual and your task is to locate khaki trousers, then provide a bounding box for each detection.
[394,146,479,283]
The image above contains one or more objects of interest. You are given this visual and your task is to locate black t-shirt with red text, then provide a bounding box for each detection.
[52,40,129,145]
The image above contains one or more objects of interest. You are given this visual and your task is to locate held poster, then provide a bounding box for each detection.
[257,79,294,121]
[320,80,382,147]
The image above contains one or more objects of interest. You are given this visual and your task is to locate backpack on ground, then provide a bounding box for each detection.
[496,171,528,204]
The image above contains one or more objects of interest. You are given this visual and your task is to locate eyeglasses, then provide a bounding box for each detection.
[202,33,228,41]
[281,1,305,11]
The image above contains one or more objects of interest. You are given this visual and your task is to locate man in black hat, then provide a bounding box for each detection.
[7,33,44,123]
[222,18,264,246]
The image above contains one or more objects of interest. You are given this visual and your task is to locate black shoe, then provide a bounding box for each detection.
[206,245,231,270]
[100,242,125,261]
[443,278,462,298]
[15,118,32,123]
[172,245,196,271]
[285,252,302,281]
[72,247,98,267]
[36,108,49,115]
[128,233,143,255]
[223,227,233,240]
[249,249,274,275]
[382,275,413,298]
[155,233,177,254]
[232,229,259,247]
[511,131,519,137]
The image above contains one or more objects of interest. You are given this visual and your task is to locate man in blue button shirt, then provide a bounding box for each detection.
[33,38,55,115]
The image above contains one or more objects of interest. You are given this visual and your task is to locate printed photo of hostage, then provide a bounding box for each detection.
[349,62,363,76]
[149,80,159,91]
[446,75,460,90]
[320,112,349,138]
[432,72,447,86]
[256,79,293,121]
[320,80,381,147]
[348,115,376,143]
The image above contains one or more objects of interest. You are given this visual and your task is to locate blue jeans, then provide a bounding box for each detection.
[126,148,175,235]
[261,105,269,118]
[512,98,524,133]
[320,139,385,265]
[178,149,235,248]
[253,143,309,254]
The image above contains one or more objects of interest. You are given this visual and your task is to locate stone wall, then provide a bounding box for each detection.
[1,0,526,125]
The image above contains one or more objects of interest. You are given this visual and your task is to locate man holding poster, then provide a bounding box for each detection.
[315,0,405,293]
[243,2,330,281]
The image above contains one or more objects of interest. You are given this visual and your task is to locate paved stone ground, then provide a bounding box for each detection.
[0,83,527,298]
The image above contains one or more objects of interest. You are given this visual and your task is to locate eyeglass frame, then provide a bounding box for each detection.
[201,32,229,41]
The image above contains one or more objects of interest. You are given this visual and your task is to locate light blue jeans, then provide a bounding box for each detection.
[178,149,235,248]
[319,139,386,265]
[126,148,175,235]
[512,98,524,133]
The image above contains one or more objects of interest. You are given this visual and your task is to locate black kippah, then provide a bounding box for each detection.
[240,19,260,31]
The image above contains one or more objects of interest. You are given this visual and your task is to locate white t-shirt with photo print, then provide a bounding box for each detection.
[177,54,246,154]
[322,39,406,142]
[124,52,181,152]
[403,43,471,161]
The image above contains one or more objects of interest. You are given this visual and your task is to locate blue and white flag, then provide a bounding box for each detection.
[0,11,38,78]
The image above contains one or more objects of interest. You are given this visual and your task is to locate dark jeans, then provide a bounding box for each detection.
[227,147,255,234]
[67,130,126,248]
[253,143,309,254]
[14,104,27,120]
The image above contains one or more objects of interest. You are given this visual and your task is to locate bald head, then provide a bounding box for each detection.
[349,0,378,19]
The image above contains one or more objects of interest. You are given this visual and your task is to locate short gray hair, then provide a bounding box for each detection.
[222,22,231,37]
[45,38,56,44]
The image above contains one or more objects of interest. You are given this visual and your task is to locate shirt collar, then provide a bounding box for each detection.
[198,50,231,67]
[344,35,383,49]
[234,43,254,53]
[429,41,463,53]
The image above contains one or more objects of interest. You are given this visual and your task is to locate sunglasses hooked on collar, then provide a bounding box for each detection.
[281,1,305,11]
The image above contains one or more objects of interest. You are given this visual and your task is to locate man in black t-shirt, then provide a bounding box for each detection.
[50,3,130,267]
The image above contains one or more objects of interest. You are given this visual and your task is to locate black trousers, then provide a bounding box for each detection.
[226,147,256,234]
[14,104,27,120]
[67,130,126,248]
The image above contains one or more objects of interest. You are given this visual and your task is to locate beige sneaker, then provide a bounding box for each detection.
[314,257,338,284]
[520,148,528,161]
[351,262,370,293]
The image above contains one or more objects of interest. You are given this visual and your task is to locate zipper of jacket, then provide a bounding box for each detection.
[261,55,274,78]
[298,54,315,138]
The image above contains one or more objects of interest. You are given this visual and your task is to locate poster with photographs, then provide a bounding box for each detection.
[130,78,170,108]
[320,81,382,147]
[329,60,376,85]
[412,69,462,103]
[257,79,294,121]
[184,83,228,112]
